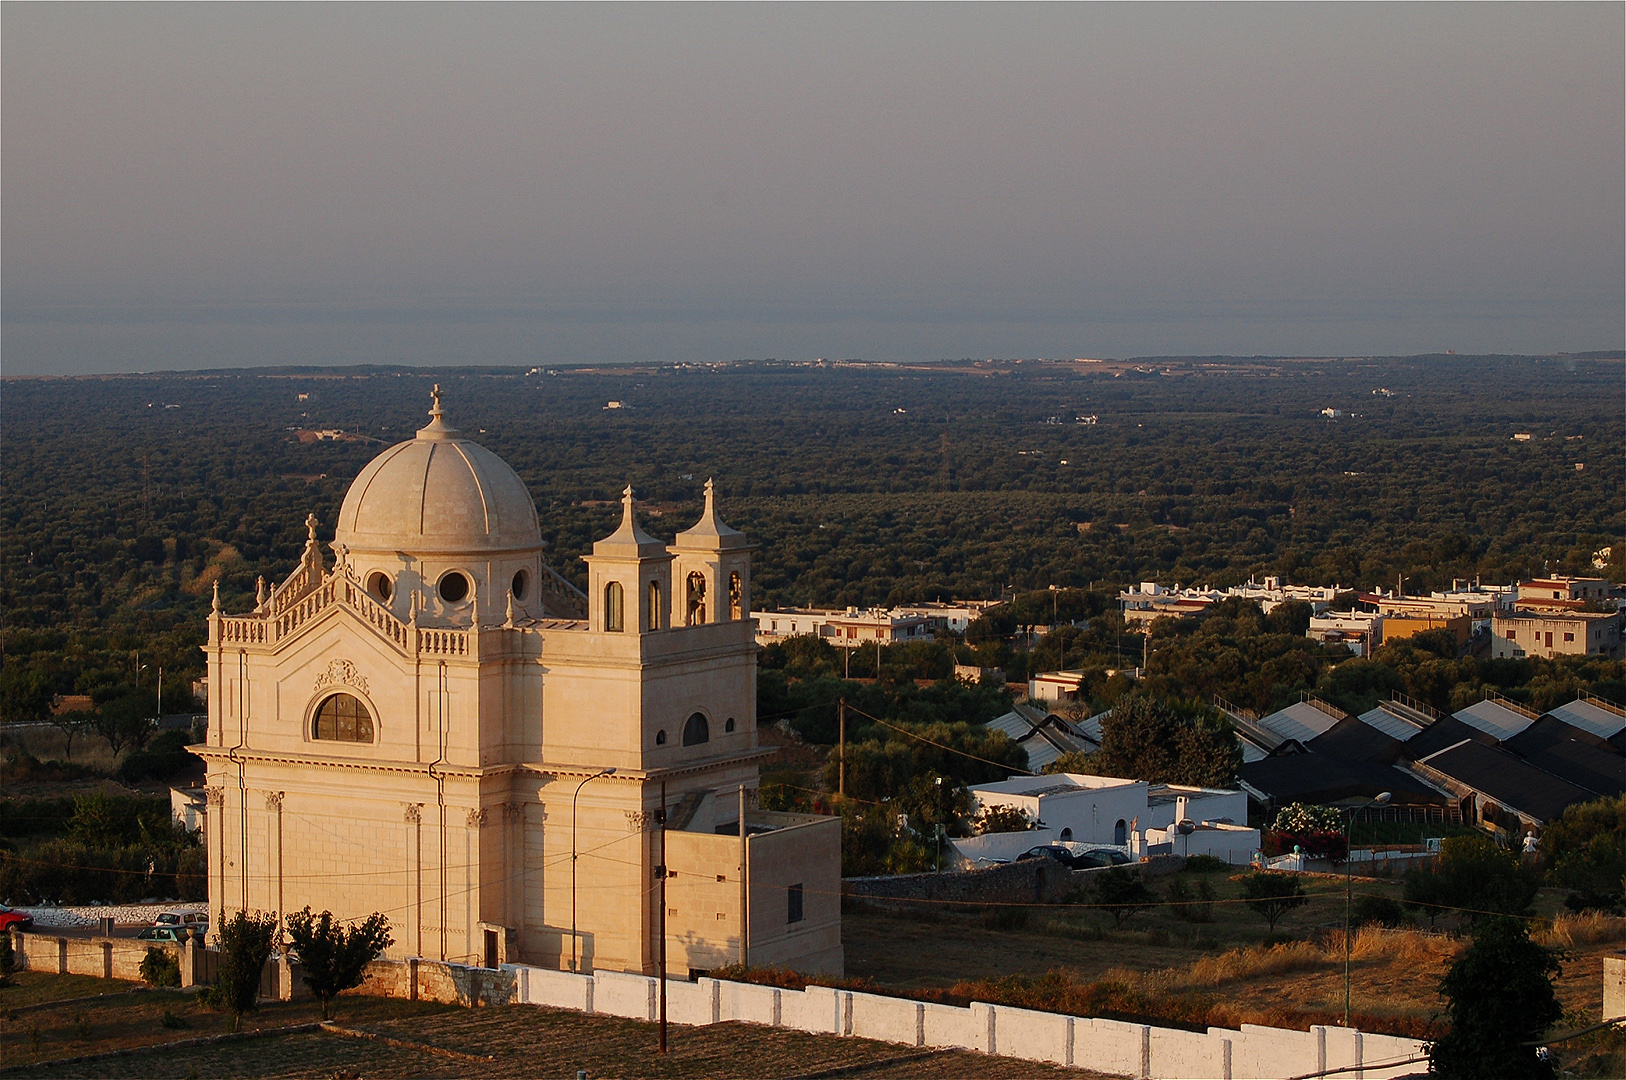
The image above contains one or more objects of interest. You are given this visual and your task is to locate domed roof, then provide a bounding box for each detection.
[335,387,542,555]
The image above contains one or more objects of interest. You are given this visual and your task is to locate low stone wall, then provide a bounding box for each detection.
[504,963,1429,1080]
[9,928,209,986]
[843,856,1182,910]
[356,956,516,1008]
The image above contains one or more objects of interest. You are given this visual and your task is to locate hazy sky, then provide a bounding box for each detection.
[4,3,1622,374]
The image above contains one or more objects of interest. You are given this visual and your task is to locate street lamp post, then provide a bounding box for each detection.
[570,766,617,972]
[1343,791,1391,1026]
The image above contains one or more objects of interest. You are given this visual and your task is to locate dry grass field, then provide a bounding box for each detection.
[842,868,1626,1031]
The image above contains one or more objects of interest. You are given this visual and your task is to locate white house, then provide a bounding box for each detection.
[959,774,1254,865]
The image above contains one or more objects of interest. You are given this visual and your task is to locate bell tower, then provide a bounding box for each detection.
[583,486,673,633]
[671,479,754,627]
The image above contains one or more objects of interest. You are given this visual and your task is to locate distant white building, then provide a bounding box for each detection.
[1308,612,1384,656]
[957,774,1254,865]
[1120,577,1341,625]
[753,600,998,647]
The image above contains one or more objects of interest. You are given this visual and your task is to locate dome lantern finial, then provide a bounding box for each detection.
[416,384,461,440]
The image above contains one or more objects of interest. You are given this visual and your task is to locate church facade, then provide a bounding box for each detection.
[193,390,842,977]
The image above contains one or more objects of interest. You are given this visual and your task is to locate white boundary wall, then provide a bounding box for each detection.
[505,964,1427,1078]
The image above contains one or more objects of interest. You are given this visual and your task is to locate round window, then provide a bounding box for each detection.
[511,569,529,601]
[367,571,393,602]
[438,571,470,603]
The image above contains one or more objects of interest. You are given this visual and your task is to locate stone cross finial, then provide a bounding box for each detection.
[305,512,319,544]
[430,383,444,418]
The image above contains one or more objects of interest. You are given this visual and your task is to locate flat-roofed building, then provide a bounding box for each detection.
[1517,577,1615,605]
[1492,609,1622,660]
[1382,614,1472,648]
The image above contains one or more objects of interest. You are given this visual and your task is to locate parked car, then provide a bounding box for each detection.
[154,911,208,930]
[1078,847,1131,866]
[136,926,188,943]
[1015,844,1133,870]
[1015,845,1090,869]
[0,905,34,931]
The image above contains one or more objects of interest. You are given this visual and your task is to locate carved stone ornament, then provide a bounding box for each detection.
[466,808,488,829]
[205,787,226,807]
[503,802,527,822]
[314,658,368,695]
[625,810,652,831]
[264,791,284,812]
[403,803,423,824]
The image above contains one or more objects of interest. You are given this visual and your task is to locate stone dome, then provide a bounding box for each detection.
[335,388,543,556]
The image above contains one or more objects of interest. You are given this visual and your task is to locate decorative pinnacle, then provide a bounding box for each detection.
[704,477,716,510]
[211,580,221,614]
[621,484,636,523]
[305,513,319,546]
[430,383,444,419]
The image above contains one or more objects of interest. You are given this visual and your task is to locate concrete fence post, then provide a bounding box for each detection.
[180,935,197,987]
[278,953,294,1001]
[409,958,420,1002]
[1139,1023,1151,1079]
[101,940,113,980]
[57,937,68,975]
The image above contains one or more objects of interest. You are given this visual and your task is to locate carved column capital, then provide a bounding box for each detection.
[264,791,284,812]
[625,810,652,832]
[205,787,225,808]
[403,802,423,824]
[465,808,488,829]
[503,802,526,822]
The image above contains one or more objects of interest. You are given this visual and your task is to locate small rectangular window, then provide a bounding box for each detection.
[1564,632,1575,643]
[1545,632,1553,647]
[788,883,804,924]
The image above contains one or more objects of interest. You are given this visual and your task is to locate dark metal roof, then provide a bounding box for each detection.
[1237,753,1447,806]
[1309,714,1405,765]
[1401,715,1497,761]
[1417,740,1598,823]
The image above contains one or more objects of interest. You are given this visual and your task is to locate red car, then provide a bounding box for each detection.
[0,906,34,931]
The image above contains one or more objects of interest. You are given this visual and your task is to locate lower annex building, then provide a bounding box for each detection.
[194,389,842,977]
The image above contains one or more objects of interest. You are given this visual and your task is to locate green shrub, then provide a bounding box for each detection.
[1351,893,1410,928]
[140,946,181,987]
[1184,854,1229,874]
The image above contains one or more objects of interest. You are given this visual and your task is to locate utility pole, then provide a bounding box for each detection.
[838,698,846,799]
[657,780,668,1054]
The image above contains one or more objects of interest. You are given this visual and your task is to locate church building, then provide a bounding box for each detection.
[194,389,842,977]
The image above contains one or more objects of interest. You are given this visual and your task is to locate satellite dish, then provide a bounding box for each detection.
[1176,819,1197,836]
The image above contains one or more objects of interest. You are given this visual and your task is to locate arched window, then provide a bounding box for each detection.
[511,569,528,601]
[655,729,667,746]
[681,712,709,746]
[686,572,707,626]
[1113,819,1127,846]
[648,580,663,631]
[604,581,624,632]
[729,572,743,620]
[1059,827,1073,842]
[314,693,374,743]
[724,717,736,733]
